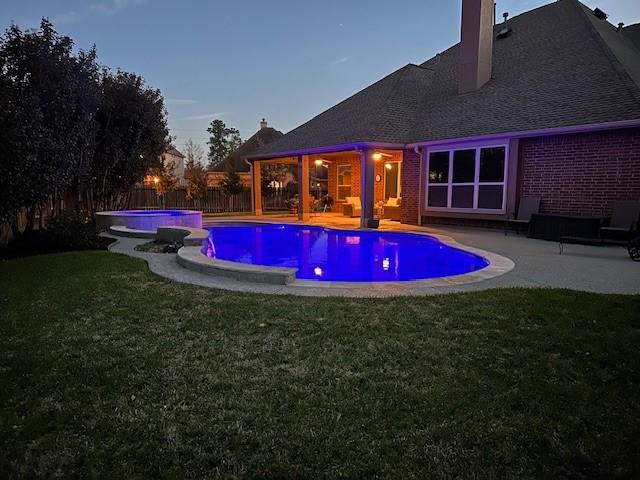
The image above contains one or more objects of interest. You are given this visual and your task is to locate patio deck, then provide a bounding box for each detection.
[106,213,640,296]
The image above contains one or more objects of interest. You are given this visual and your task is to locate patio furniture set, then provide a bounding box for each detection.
[341,197,401,221]
[506,198,640,261]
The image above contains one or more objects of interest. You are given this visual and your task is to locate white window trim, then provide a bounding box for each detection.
[424,140,509,214]
[383,161,402,200]
[336,164,352,200]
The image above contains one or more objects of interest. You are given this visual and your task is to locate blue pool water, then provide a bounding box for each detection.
[203,223,489,282]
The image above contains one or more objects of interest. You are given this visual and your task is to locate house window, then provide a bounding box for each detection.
[337,164,352,200]
[426,144,507,212]
[384,162,401,200]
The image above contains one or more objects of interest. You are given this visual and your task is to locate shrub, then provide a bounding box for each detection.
[0,212,113,259]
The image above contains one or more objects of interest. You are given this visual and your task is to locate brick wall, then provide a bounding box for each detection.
[400,148,421,225]
[520,128,640,216]
[326,152,386,208]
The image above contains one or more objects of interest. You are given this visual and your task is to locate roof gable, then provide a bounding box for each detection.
[211,126,284,172]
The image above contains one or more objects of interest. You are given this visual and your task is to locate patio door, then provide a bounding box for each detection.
[384,162,401,199]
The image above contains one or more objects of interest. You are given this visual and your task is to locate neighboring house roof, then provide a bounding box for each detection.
[165,147,185,158]
[211,126,284,172]
[253,0,640,158]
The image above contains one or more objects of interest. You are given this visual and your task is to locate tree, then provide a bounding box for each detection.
[261,164,292,193]
[86,69,169,212]
[219,160,244,197]
[184,140,208,203]
[184,138,205,167]
[0,19,100,233]
[206,119,241,170]
[148,156,179,197]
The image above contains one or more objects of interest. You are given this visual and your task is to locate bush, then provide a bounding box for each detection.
[0,212,114,259]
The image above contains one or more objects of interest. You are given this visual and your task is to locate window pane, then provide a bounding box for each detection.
[451,185,474,208]
[337,186,351,200]
[452,149,475,183]
[479,147,505,182]
[428,152,449,184]
[428,186,448,207]
[384,163,399,199]
[478,185,504,209]
[337,165,352,185]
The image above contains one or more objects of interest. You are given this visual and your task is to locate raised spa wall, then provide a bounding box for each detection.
[95,210,202,232]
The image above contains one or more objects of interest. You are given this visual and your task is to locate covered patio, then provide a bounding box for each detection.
[248,147,404,227]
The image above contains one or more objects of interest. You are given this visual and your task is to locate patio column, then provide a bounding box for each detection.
[298,155,310,221]
[359,148,376,228]
[252,161,262,216]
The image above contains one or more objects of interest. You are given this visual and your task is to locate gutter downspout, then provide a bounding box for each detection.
[414,146,423,226]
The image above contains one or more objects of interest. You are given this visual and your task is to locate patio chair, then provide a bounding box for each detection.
[600,200,640,240]
[342,197,361,218]
[383,197,401,221]
[505,197,541,235]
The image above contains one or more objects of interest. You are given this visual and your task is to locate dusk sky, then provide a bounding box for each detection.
[1,0,638,155]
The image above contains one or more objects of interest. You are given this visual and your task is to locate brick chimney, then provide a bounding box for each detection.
[260,118,268,129]
[458,0,494,94]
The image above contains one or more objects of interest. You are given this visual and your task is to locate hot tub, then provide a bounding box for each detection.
[95,209,202,232]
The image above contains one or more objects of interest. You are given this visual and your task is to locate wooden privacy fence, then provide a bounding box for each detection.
[129,187,294,213]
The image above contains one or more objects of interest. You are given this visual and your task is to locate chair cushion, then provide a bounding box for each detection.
[345,197,361,209]
[385,197,399,207]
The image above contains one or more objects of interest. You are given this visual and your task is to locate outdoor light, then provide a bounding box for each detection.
[382,257,390,271]
[314,159,323,166]
[372,152,382,161]
[314,266,323,277]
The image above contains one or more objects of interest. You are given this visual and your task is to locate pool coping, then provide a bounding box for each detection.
[190,219,515,290]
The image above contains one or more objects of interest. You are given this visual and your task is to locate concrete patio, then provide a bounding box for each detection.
[105,213,640,296]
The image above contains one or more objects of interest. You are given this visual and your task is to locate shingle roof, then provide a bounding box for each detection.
[211,126,284,172]
[252,0,640,158]
[623,24,640,51]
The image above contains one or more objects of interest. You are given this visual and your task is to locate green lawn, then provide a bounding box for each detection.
[1,252,639,479]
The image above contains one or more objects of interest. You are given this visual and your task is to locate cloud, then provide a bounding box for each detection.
[52,11,79,25]
[49,0,146,25]
[90,0,147,17]
[181,112,224,121]
[166,98,198,105]
[331,57,349,65]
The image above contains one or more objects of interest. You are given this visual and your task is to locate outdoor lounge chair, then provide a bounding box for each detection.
[600,200,640,240]
[505,197,541,235]
[342,197,361,218]
[383,197,401,221]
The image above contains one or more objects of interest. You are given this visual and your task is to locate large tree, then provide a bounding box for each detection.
[0,19,100,233]
[85,70,169,212]
[206,119,241,170]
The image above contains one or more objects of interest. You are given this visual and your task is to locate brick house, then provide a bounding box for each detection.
[246,0,640,227]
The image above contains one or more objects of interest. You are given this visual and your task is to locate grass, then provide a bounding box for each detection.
[1,251,639,479]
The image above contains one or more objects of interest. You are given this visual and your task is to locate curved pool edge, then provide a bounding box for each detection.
[185,219,515,290]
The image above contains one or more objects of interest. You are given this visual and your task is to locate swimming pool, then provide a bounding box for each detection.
[202,223,489,282]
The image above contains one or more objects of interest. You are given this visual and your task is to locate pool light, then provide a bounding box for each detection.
[314,266,323,277]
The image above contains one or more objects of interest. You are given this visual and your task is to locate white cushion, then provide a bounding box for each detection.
[385,197,399,207]
[345,197,361,209]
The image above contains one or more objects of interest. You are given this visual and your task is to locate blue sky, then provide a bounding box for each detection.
[1,0,638,154]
